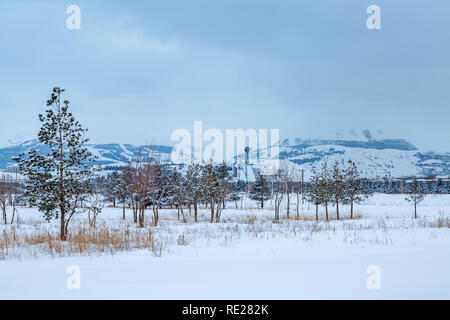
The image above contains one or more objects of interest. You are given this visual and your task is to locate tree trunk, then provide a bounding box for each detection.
[58,104,66,241]
[64,219,70,241]
[132,199,137,223]
[10,207,17,224]
[210,203,214,223]
[122,205,126,220]
[138,206,145,228]
[152,203,159,227]
[325,204,329,221]
[286,192,290,219]
[154,210,159,226]
[336,201,340,220]
[275,201,280,221]
[2,207,7,224]
[180,206,186,223]
[88,209,92,227]
[194,202,198,223]
[350,201,354,219]
[215,204,222,223]
[315,204,319,221]
[414,200,417,219]
[60,209,66,241]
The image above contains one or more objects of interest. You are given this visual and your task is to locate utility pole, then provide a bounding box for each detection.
[244,147,250,209]
[301,169,304,205]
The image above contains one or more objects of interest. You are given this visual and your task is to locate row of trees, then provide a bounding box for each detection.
[105,162,304,224]
[104,160,371,224]
[249,163,305,220]
[0,176,21,224]
[11,87,432,240]
[365,179,450,194]
[304,161,428,220]
[305,160,372,221]
[105,160,233,227]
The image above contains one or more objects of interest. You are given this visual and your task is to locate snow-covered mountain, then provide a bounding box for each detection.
[1,130,449,178]
[277,130,449,178]
[278,139,448,179]
[0,140,173,170]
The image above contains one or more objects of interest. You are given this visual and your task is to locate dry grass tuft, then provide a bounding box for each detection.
[242,215,257,225]
[0,223,163,260]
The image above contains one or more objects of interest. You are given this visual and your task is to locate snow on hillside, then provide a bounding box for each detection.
[281,144,422,179]
[0,131,448,178]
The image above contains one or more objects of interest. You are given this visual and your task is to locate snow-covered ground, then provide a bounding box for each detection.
[1,194,450,299]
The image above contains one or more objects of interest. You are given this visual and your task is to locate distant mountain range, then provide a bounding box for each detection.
[277,138,449,179]
[0,140,173,170]
[1,130,449,178]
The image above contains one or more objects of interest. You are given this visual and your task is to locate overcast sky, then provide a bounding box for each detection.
[1,0,449,151]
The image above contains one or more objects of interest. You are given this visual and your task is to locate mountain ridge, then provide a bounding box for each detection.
[1,133,449,178]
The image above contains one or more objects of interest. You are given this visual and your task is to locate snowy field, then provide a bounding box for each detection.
[1,193,450,299]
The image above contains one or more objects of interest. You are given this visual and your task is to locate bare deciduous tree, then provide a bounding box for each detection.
[86,177,105,227]
[0,177,8,224]
[272,170,284,221]
[185,164,203,223]
[279,161,296,219]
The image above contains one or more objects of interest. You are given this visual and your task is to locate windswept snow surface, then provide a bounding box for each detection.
[1,194,450,300]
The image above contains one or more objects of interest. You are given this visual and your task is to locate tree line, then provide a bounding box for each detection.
[7,87,433,240]
[105,159,233,227]
[305,160,372,221]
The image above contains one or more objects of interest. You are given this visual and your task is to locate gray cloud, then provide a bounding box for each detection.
[0,0,449,151]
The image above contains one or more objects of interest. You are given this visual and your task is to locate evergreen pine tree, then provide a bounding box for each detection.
[167,168,187,222]
[318,161,332,221]
[343,160,372,219]
[305,171,322,221]
[405,178,426,219]
[14,87,97,240]
[105,171,119,207]
[228,188,241,209]
[201,162,221,223]
[250,172,271,209]
[217,161,230,209]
